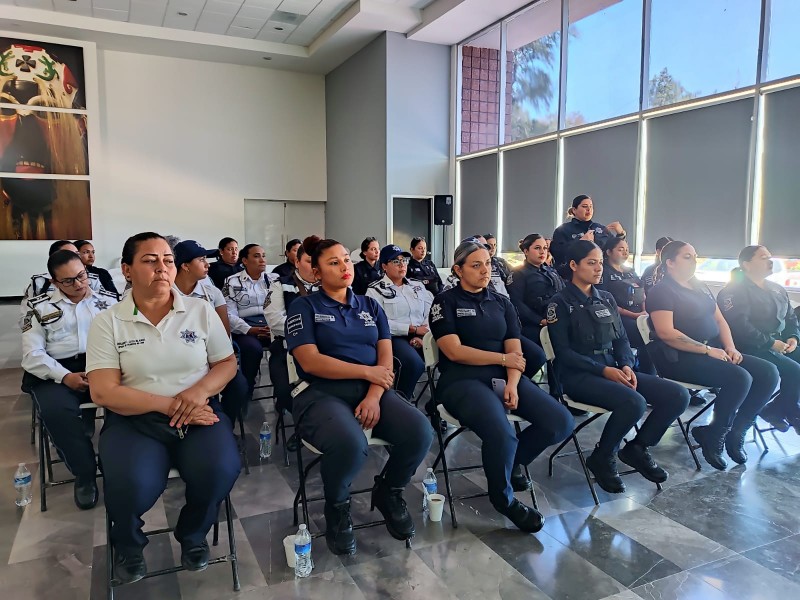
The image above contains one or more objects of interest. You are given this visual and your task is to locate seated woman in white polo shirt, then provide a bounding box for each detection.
[86,232,241,585]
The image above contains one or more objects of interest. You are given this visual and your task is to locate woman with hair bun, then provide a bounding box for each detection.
[550,194,626,267]
[352,236,382,295]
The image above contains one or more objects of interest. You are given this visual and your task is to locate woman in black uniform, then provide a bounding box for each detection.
[272,238,301,279]
[508,233,564,344]
[352,237,382,295]
[547,241,690,493]
[430,240,573,532]
[74,240,118,297]
[597,237,654,374]
[717,245,800,432]
[550,195,626,267]
[407,237,443,296]
[647,241,779,470]
[208,237,243,290]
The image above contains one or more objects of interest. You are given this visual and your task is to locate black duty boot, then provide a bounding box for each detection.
[618,442,668,484]
[371,476,415,540]
[181,541,210,572]
[759,403,790,433]
[324,500,356,555]
[586,449,625,493]
[725,421,753,465]
[510,464,533,492]
[73,476,99,510]
[114,546,147,584]
[692,425,728,470]
[497,498,544,533]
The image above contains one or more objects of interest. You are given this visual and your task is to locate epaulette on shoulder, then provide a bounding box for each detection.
[27,291,52,307]
[97,288,118,299]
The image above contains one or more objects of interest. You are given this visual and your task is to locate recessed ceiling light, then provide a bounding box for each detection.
[274,26,284,31]
[178,11,188,16]
[263,56,272,61]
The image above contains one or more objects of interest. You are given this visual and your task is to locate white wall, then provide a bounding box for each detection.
[1,46,326,296]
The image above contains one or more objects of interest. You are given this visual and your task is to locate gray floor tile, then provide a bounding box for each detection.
[633,570,732,600]
[346,551,459,600]
[691,554,800,598]
[741,534,800,586]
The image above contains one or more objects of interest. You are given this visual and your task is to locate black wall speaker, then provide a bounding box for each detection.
[433,194,453,225]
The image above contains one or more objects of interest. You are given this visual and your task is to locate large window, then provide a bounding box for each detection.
[565,0,643,126]
[459,154,498,240]
[766,0,800,83]
[506,0,561,141]
[459,27,502,155]
[648,0,761,108]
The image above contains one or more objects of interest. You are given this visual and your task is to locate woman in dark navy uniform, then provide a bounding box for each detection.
[272,238,301,279]
[352,237,382,295]
[647,241,779,470]
[641,236,673,292]
[286,238,433,556]
[208,237,243,290]
[718,245,800,433]
[508,233,564,344]
[407,237,443,296]
[597,237,654,374]
[547,240,690,493]
[75,240,118,298]
[430,240,573,532]
[550,195,626,267]
[484,233,512,285]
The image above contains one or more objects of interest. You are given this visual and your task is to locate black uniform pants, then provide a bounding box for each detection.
[748,348,800,418]
[220,369,249,423]
[520,335,547,378]
[652,351,779,432]
[292,380,434,505]
[232,333,267,394]
[621,316,656,375]
[267,341,292,413]
[391,337,425,400]
[439,377,573,510]
[100,406,240,550]
[562,371,690,456]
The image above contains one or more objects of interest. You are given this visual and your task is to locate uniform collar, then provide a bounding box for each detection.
[318,287,358,308]
[49,286,95,305]
[117,288,184,322]
[571,218,594,231]
[565,281,600,303]
[378,273,410,288]
[454,283,493,302]
[239,270,265,283]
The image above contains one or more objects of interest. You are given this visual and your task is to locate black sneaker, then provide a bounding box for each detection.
[618,442,668,484]
[759,403,791,433]
[73,476,98,510]
[692,425,728,470]
[510,464,532,492]
[114,547,147,584]
[371,477,415,540]
[497,498,544,533]
[725,424,751,465]
[586,449,625,493]
[324,500,356,555]
[689,391,708,407]
[181,541,210,572]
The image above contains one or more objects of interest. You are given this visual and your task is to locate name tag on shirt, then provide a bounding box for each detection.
[314,314,335,323]
[456,308,477,317]
[594,308,612,318]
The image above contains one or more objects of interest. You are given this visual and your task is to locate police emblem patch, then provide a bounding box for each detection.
[546,303,558,323]
[358,311,376,327]
[430,302,444,322]
[179,329,198,344]
[94,300,109,310]
[722,297,733,311]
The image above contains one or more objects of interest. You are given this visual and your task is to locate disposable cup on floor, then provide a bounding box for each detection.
[283,535,297,568]
[428,494,445,522]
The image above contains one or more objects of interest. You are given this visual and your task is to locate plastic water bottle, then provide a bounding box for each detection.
[422,468,437,511]
[14,463,32,507]
[259,421,272,459]
[294,524,313,578]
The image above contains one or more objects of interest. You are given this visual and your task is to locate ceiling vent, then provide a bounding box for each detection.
[269,11,308,26]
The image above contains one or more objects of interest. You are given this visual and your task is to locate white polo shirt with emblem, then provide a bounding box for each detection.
[86,289,233,398]
[365,274,433,337]
[176,281,226,308]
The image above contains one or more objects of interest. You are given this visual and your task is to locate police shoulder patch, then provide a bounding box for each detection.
[546,303,558,324]
[430,302,444,323]
[722,296,733,311]
[22,311,34,332]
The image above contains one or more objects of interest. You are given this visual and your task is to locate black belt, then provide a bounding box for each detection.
[592,348,612,355]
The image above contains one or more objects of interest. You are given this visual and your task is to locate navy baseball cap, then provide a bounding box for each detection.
[379,244,411,265]
[174,240,215,267]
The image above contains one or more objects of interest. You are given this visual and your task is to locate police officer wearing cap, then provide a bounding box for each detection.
[352,237,383,295]
[174,240,248,423]
[546,240,690,493]
[718,245,800,433]
[646,241,779,470]
[366,244,433,400]
[641,236,673,292]
[264,236,320,416]
[272,238,302,279]
[550,195,626,268]
[407,237,443,296]
[223,244,276,396]
[286,237,433,556]
[597,237,655,375]
[430,239,573,532]
[22,249,118,510]
[86,232,240,584]
[75,240,118,298]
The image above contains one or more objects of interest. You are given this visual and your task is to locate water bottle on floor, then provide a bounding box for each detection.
[422,467,437,511]
[14,463,32,507]
[259,421,272,459]
[294,524,313,578]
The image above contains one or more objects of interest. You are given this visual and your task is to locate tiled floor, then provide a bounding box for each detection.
[2,300,800,599]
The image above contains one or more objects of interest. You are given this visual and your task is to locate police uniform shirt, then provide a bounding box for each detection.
[507,261,565,329]
[272,261,294,279]
[352,260,383,295]
[22,288,118,383]
[88,264,118,298]
[223,271,277,334]
[407,258,443,296]
[208,260,243,290]
[597,265,645,313]
[641,263,659,291]
[429,285,520,386]
[285,288,391,381]
[86,289,233,398]
[646,275,720,344]
[365,274,434,337]
[18,270,106,329]
[717,277,800,353]
[550,218,621,266]
[546,282,634,376]
[265,273,319,339]
[176,281,226,308]
[490,258,511,298]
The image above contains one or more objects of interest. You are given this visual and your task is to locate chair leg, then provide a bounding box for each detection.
[295,441,310,526]
[106,510,115,600]
[213,503,220,546]
[572,433,599,506]
[434,415,458,529]
[30,400,36,445]
[237,413,250,476]
[548,436,573,477]
[225,495,241,592]
[677,417,702,470]
[38,416,47,513]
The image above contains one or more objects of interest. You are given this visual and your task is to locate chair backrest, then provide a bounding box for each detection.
[637,314,653,345]
[287,352,299,385]
[422,331,439,368]
[539,326,556,362]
